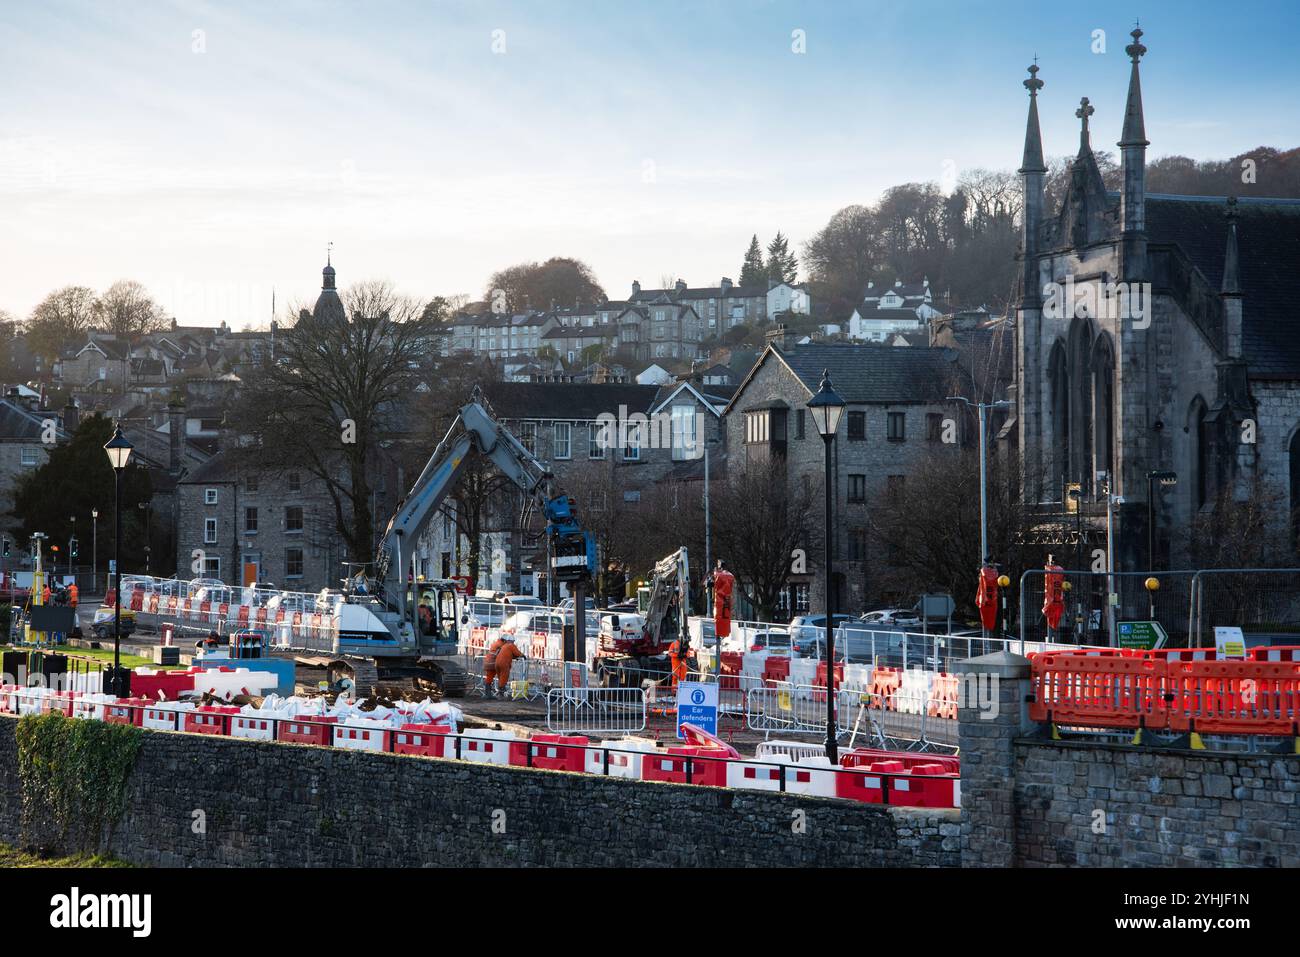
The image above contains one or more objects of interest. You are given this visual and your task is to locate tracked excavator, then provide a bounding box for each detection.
[595,547,692,687]
[322,389,596,698]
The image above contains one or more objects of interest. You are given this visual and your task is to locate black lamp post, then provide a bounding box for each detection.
[1147,470,1178,571]
[104,426,134,696]
[807,369,845,764]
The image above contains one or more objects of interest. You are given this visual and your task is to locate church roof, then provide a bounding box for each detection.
[1146,195,1300,379]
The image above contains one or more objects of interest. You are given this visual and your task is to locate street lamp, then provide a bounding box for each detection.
[91,509,98,594]
[103,426,134,696]
[1147,470,1178,571]
[946,396,1013,566]
[703,436,722,675]
[807,369,844,764]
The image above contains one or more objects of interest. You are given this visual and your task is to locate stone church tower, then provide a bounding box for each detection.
[1012,29,1300,570]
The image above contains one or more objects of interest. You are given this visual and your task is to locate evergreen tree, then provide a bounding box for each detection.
[738,235,766,288]
[765,231,798,284]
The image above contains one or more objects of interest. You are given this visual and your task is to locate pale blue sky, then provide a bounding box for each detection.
[2,0,1297,325]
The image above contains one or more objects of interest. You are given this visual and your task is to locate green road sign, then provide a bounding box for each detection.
[1117,620,1167,650]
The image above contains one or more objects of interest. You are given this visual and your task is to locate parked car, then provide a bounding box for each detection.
[464,599,507,630]
[502,594,545,607]
[92,605,136,639]
[858,608,922,629]
[813,625,944,669]
[749,627,794,655]
[789,614,857,656]
[499,610,565,639]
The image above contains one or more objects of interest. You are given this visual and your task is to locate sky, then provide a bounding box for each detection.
[2,0,1298,326]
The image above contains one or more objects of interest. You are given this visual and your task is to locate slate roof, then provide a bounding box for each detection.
[853,304,925,320]
[1145,194,1300,379]
[479,381,661,420]
[865,280,929,299]
[0,399,63,440]
[730,343,964,412]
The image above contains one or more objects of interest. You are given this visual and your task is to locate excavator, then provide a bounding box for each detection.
[595,547,693,687]
[319,389,597,698]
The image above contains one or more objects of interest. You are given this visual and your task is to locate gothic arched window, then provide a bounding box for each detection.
[1048,340,1070,499]
[1091,335,1115,485]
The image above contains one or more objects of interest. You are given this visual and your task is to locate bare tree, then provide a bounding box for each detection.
[711,457,822,621]
[232,280,437,563]
[26,285,98,361]
[97,280,167,339]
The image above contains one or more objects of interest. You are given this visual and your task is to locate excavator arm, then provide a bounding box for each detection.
[376,392,590,628]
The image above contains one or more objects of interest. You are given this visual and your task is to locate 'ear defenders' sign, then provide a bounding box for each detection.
[676,681,718,738]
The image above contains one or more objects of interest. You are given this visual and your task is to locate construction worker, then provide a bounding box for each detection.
[42,583,50,606]
[68,582,78,608]
[482,634,525,698]
[667,636,689,687]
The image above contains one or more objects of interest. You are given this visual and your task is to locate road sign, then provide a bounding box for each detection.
[108,559,116,573]
[675,681,718,739]
[1117,620,1167,650]
[1214,626,1246,659]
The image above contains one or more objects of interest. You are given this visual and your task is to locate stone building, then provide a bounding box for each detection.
[723,332,970,616]
[1009,29,1300,569]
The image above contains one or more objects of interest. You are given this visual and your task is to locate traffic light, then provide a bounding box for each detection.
[70,537,78,559]
[2,539,8,558]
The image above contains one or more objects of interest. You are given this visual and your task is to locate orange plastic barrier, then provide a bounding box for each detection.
[1165,660,1300,737]
[1029,653,1167,729]
[1252,646,1300,662]
[762,657,790,686]
[927,673,960,720]
[870,668,901,709]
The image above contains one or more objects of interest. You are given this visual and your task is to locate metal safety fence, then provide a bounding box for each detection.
[1018,569,1197,651]
[1189,568,1300,649]
[545,687,647,735]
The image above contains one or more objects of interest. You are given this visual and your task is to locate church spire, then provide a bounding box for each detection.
[1018,62,1046,309]
[1119,26,1149,148]
[1019,61,1046,173]
[1118,26,1149,278]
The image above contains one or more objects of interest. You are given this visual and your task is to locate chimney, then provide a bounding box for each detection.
[674,279,687,294]
[632,280,641,297]
[168,399,185,477]
[764,323,795,352]
[62,402,78,434]
[720,277,732,296]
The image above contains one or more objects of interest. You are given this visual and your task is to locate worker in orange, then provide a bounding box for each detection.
[667,636,689,687]
[42,583,50,606]
[68,582,79,608]
[482,634,526,698]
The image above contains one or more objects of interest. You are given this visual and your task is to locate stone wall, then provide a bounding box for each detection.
[960,652,1300,868]
[0,716,958,868]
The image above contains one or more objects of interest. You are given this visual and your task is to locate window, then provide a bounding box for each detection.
[671,406,699,461]
[847,474,866,504]
[793,583,810,615]
[285,547,304,579]
[587,424,605,460]
[926,413,945,442]
[795,409,805,440]
[204,518,217,544]
[848,528,867,562]
[204,488,219,505]
[244,507,258,534]
[202,556,221,578]
[285,506,304,533]
[623,490,641,503]
[623,422,641,461]
[245,475,259,493]
[520,422,537,455]
[847,411,866,441]
[887,412,906,442]
[886,475,905,503]
[745,411,769,444]
[20,448,38,467]
[287,472,301,493]
[554,422,571,459]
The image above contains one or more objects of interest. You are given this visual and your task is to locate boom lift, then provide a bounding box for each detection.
[325,389,597,697]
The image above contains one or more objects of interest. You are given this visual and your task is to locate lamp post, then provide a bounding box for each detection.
[807,369,845,764]
[138,501,152,575]
[703,436,721,675]
[91,509,98,594]
[1146,470,1178,571]
[946,396,1013,567]
[104,426,134,696]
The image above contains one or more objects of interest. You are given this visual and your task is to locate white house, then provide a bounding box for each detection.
[846,278,944,342]
[766,281,812,320]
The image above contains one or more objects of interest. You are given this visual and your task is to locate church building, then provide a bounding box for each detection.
[1010,29,1300,570]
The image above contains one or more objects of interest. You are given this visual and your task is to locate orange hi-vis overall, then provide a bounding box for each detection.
[484,637,524,691]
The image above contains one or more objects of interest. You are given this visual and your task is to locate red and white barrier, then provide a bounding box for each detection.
[458,729,515,765]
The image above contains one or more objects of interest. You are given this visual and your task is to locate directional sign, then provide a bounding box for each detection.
[1117,620,1167,650]
[675,680,718,739]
